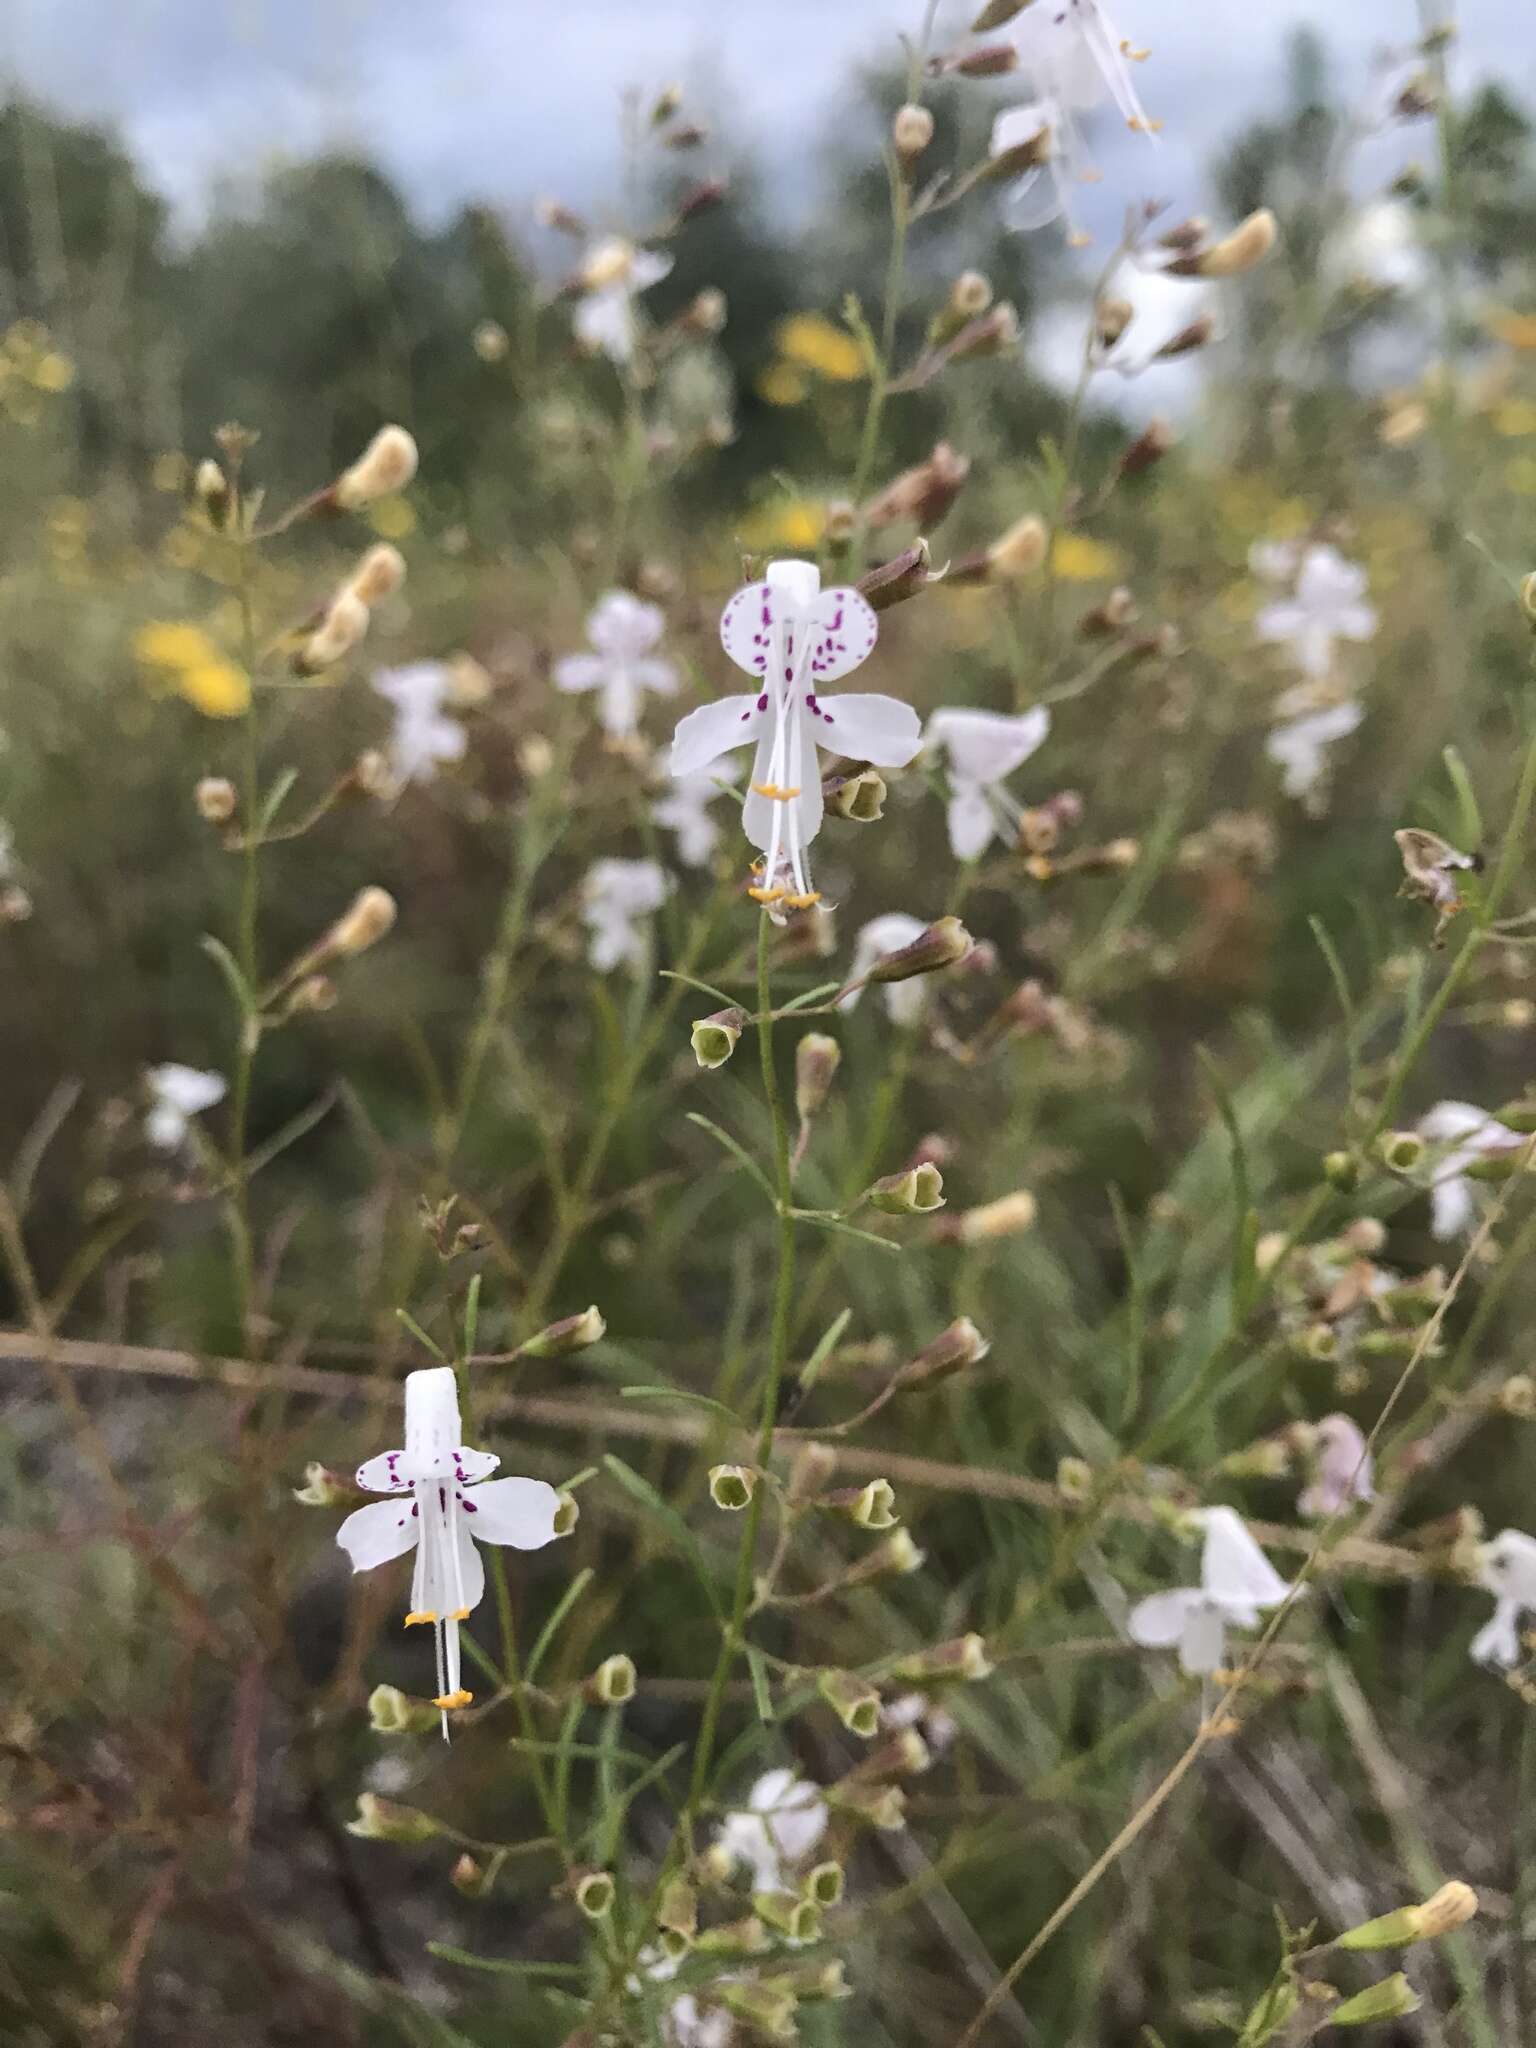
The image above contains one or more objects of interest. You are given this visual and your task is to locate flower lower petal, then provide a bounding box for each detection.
[815,691,921,768]
[671,695,765,777]
[465,1476,563,1550]
[337,1498,420,1572]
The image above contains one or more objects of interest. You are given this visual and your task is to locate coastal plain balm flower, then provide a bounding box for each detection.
[669,559,920,910]
[554,590,679,739]
[924,705,1050,859]
[1127,1506,1294,1674]
[1252,541,1378,680]
[713,1768,829,1892]
[372,662,467,784]
[1012,0,1158,135]
[581,857,671,972]
[336,1365,562,1733]
[145,1063,227,1150]
[1265,695,1363,803]
[1298,1412,1375,1519]
[652,768,722,868]
[1471,1529,1536,1668]
[1417,1100,1526,1239]
[573,237,673,365]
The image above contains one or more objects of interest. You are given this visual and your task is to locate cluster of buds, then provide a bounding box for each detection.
[325,425,419,514]
[292,542,407,675]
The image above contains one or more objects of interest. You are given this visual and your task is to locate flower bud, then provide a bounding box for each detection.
[857,539,933,612]
[195,457,230,526]
[1164,209,1277,279]
[657,1875,698,1947]
[824,766,887,820]
[573,1869,615,1920]
[942,1190,1038,1244]
[348,543,407,607]
[753,1890,822,1943]
[368,1683,441,1735]
[987,513,1049,579]
[773,1957,851,2004]
[950,270,993,319]
[1500,1374,1536,1417]
[1118,417,1175,479]
[822,1478,898,1529]
[346,1793,442,1843]
[451,1852,492,1896]
[696,1916,772,1957]
[328,885,398,958]
[292,1461,357,1507]
[788,1442,839,1499]
[945,302,1020,361]
[692,1007,747,1070]
[889,1634,993,1685]
[1094,296,1134,348]
[866,915,973,987]
[684,287,727,335]
[519,1305,606,1357]
[866,1528,924,1576]
[868,1163,946,1215]
[893,103,935,164]
[865,1728,932,1777]
[802,1861,845,1907]
[709,1464,756,1510]
[828,1777,907,1829]
[196,776,238,824]
[1380,1130,1426,1172]
[818,1669,882,1737]
[720,1980,798,2039]
[1056,1454,1094,1502]
[295,589,371,673]
[473,320,509,362]
[1330,1973,1422,2025]
[1323,1150,1360,1189]
[896,1316,989,1390]
[1339,1882,1477,1951]
[795,1032,842,1122]
[864,441,971,533]
[334,425,419,510]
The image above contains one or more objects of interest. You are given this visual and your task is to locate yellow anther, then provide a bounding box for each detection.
[1120,39,1151,59]
[451,1607,471,1621]
[1127,116,1163,133]
[404,1609,439,1627]
[784,891,822,909]
[750,781,802,800]
[433,1688,474,1711]
[747,884,787,904]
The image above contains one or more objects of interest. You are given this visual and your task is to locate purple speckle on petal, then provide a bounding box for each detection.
[755,693,769,711]
[463,1498,478,1513]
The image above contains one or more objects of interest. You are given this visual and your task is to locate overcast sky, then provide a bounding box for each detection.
[0,0,1528,245]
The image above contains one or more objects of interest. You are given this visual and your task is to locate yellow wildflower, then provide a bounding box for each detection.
[756,363,808,407]
[177,658,251,718]
[738,498,826,551]
[1051,533,1121,581]
[133,621,251,719]
[776,312,865,382]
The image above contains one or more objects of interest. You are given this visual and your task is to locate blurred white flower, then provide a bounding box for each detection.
[1418,1100,1526,1239]
[1472,1529,1536,1668]
[990,100,1082,238]
[574,237,673,365]
[1014,0,1157,134]
[372,662,468,784]
[715,1767,828,1891]
[634,1950,735,2048]
[839,913,929,1026]
[1265,699,1363,802]
[1325,198,1429,297]
[581,857,671,972]
[145,1063,227,1150]
[652,770,723,868]
[1298,1413,1375,1519]
[670,560,919,913]
[1254,543,1377,680]
[883,1690,959,1754]
[1127,1506,1294,1674]
[336,1366,562,1735]
[925,706,1050,859]
[555,590,679,739]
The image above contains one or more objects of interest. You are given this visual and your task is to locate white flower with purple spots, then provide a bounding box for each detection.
[1472,1529,1536,1668]
[668,560,920,911]
[336,1366,563,1735]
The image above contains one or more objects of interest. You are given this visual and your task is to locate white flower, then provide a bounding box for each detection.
[1254,543,1377,681]
[581,857,671,972]
[1472,1529,1536,1668]
[1265,699,1364,801]
[372,662,468,784]
[573,237,674,365]
[990,100,1084,239]
[1325,198,1429,297]
[669,560,920,912]
[145,1063,227,1150]
[883,1691,959,1754]
[555,591,679,739]
[1127,1506,1294,1675]
[1298,1412,1375,1519]
[715,1767,829,1891]
[925,706,1050,859]
[652,770,723,868]
[634,1950,735,2048]
[336,1366,562,1734]
[1014,0,1157,134]
[1418,1100,1526,1240]
[839,913,929,1027]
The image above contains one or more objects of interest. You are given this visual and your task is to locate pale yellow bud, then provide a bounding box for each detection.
[329,885,398,958]
[296,590,370,673]
[195,776,237,824]
[334,425,419,510]
[987,514,1049,579]
[893,102,935,163]
[347,543,407,607]
[949,270,993,319]
[952,1190,1037,1243]
[1169,208,1277,278]
[473,320,509,362]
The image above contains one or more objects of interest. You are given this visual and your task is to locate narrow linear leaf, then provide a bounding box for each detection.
[428,1947,584,1981]
[525,1567,595,1685]
[620,1385,744,1429]
[660,968,741,1009]
[685,1113,778,1204]
[602,1454,724,1618]
[796,1307,853,1395]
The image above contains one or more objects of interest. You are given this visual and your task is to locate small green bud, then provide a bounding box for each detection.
[803,1860,845,1907]
[828,1777,907,1829]
[584,1654,637,1705]
[1302,1322,1339,1361]
[574,1868,616,1920]
[691,1006,748,1070]
[795,1032,843,1122]
[1056,1455,1094,1503]
[720,1979,798,2039]
[820,1478,898,1529]
[770,1957,851,2003]
[896,1315,989,1390]
[1380,1130,1425,1172]
[753,1890,823,1943]
[1323,1150,1360,1189]
[346,1793,442,1843]
[868,1162,945,1215]
[520,1305,606,1357]
[709,1463,756,1510]
[825,767,887,821]
[367,1684,441,1735]
[864,913,972,985]
[695,1915,771,1956]
[818,1669,882,1738]
[553,1490,580,1536]
[293,1461,356,1507]
[889,1634,993,1685]
[1339,1881,1478,1950]
[657,1876,698,1946]
[1330,1973,1423,2025]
